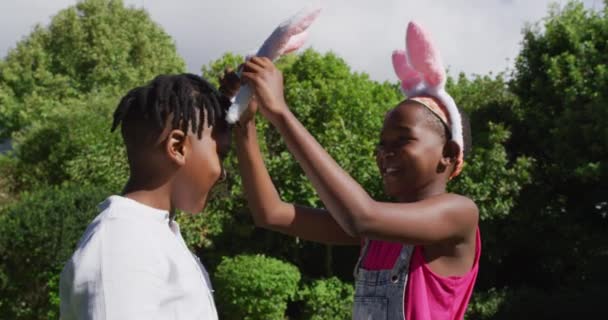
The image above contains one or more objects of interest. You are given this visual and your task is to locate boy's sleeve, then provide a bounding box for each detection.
[60,226,109,320]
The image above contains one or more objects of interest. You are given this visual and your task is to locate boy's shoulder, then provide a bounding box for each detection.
[62,196,171,280]
[69,196,170,263]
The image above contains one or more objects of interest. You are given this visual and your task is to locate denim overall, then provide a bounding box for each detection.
[352,240,414,320]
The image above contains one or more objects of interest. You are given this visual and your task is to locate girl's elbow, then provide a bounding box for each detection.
[251,211,271,228]
[250,208,277,228]
[250,202,288,229]
[349,210,375,238]
[351,219,371,238]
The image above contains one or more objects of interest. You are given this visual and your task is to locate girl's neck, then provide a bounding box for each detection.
[396,183,447,203]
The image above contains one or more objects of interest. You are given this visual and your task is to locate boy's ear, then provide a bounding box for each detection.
[440,140,461,169]
[166,129,188,166]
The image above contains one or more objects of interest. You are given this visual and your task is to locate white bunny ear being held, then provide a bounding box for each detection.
[392,21,465,178]
[225,5,322,124]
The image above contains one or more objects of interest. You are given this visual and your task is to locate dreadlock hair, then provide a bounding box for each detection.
[111,73,231,141]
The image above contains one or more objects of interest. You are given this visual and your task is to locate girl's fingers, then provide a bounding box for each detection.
[240,71,259,86]
[248,56,274,69]
[255,56,273,68]
[243,59,265,74]
[248,56,266,67]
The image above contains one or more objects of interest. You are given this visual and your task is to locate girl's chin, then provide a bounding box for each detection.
[383,185,401,198]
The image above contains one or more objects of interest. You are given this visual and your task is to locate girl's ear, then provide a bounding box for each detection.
[440,140,461,169]
[165,129,188,167]
[406,21,446,88]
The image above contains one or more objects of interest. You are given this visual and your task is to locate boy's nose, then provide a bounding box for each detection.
[218,167,227,183]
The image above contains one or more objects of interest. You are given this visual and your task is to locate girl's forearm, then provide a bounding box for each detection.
[234,121,290,226]
[270,107,374,236]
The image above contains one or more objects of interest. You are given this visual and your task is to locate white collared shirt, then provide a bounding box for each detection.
[60,196,218,320]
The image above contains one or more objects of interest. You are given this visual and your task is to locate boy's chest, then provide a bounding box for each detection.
[158,240,217,318]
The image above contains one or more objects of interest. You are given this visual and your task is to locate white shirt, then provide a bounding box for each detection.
[60,195,218,320]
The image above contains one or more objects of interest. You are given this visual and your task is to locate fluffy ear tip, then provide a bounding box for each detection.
[407,21,434,42]
[392,50,406,62]
[301,6,322,19]
[407,21,423,32]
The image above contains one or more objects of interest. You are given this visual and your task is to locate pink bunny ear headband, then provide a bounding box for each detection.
[392,21,464,178]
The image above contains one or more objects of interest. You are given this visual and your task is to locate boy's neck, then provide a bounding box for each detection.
[122,177,174,213]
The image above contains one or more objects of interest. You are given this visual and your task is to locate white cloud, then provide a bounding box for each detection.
[0,0,603,81]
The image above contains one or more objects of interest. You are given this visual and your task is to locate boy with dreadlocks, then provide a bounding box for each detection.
[60,73,236,320]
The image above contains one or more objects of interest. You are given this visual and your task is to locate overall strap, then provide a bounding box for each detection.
[353,239,371,278]
[390,245,414,280]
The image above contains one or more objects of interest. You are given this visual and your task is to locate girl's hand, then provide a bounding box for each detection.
[238,94,260,126]
[241,57,289,123]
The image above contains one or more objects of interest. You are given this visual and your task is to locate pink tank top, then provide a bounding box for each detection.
[361,229,481,320]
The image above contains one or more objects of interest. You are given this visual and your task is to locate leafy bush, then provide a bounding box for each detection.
[298,277,354,320]
[214,254,301,320]
[0,184,108,319]
[465,288,507,320]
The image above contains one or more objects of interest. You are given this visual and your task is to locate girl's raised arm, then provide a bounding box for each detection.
[241,57,478,245]
[234,110,359,245]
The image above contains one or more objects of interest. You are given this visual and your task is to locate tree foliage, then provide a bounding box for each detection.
[0,0,184,138]
[0,184,108,319]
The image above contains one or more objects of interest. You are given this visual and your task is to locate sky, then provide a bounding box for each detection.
[0,0,603,82]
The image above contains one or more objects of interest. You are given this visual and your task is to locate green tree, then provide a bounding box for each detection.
[0,184,109,319]
[0,0,185,138]
[3,92,127,194]
[446,71,534,304]
[506,0,608,290]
